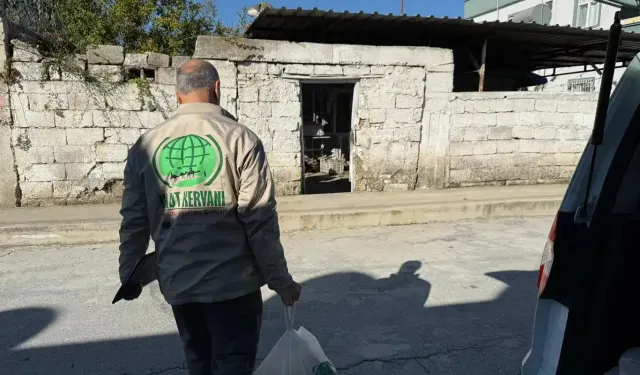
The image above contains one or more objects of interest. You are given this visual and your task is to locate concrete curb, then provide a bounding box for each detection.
[0,196,561,248]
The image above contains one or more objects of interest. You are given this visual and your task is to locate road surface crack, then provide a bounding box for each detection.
[144,361,186,375]
[0,249,16,258]
[335,334,527,372]
[415,358,431,374]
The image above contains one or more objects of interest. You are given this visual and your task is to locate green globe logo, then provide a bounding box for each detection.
[152,134,223,188]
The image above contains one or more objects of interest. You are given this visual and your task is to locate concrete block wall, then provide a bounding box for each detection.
[4,33,183,206]
[354,66,428,192]
[235,62,303,196]
[10,81,175,206]
[0,20,18,206]
[417,92,596,188]
[198,36,455,194]
[0,29,597,206]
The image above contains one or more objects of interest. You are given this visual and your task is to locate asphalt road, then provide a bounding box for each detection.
[0,216,552,375]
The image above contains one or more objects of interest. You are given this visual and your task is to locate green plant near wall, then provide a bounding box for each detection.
[130,77,152,103]
[0,0,248,56]
[0,59,20,85]
[129,76,171,119]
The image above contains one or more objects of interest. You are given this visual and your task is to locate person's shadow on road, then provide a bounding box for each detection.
[259,261,536,374]
[0,262,537,375]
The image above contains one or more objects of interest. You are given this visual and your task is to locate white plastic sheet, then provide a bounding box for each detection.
[255,306,337,375]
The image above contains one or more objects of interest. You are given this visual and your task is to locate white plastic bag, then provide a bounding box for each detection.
[605,348,640,375]
[255,306,337,375]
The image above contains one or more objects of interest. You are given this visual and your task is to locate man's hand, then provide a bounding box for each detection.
[277,281,302,306]
[121,283,142,301]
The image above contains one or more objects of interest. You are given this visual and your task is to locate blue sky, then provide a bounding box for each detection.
[216,0,464,27]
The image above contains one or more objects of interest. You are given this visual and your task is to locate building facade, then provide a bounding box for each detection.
[465,0,638,92]
[0,19,599,207]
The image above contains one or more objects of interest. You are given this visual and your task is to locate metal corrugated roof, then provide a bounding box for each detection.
[246,7,640,72]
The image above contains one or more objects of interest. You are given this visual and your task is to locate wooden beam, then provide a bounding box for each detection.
[479,39,488,92]
[467,48,481,71]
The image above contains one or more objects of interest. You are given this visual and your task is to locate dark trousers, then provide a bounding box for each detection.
[172,290,263,375]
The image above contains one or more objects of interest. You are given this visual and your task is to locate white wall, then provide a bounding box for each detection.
[474,0,619,26]
[474,0,549,23]
[473,0,626,93]
[537,1,621,93]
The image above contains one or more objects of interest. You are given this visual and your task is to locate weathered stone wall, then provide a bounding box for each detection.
[6,35,181,206]
[0,20,17,206]
[235,62,303,196]
[197,37,455,194]
[417,92,596,188]
[0,28,597,207]
[354,66,429,192]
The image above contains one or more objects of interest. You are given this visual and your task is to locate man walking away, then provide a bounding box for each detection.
[117,59,301,375]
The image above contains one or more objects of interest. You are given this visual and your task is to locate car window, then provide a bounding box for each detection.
[613,143,640,215]
[561,55,640,218]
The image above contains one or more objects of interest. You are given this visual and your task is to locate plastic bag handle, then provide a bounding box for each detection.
[284,305,296,329]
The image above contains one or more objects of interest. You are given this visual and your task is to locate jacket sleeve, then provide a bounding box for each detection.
[237,140,293,291]
[118,140,150,283]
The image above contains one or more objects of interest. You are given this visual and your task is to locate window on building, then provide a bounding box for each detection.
[567,77,596,92]
[576,0,601,28]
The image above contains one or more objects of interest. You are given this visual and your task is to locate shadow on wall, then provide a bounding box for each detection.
[1,264,538,375]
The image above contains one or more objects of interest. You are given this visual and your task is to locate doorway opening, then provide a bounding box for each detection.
[300,83,354,194]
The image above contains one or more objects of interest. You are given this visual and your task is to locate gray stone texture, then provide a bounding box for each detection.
[95,144,128,162]
[60,55,87,81]
[146,52,170,68]
[123,53,147,67]
[0,120,16,206]
[171,56,190,67]
[88,65,123,83]
[13,62,44,80]
[11,39,42,62]
[2,35,598,205]
[54,145,95,163]
[87,45,125,65]
[194,36,454,72]
[66,128,104,145]
[156,68,177,85]
[445,92,596,188]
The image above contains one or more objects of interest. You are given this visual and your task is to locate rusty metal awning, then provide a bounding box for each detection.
[246,7,640,72]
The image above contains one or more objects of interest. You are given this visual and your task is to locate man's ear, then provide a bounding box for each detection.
[214,80,221,105]
[176,90,183,105]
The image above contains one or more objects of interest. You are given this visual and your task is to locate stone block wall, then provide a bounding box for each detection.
[0,20,17,207]
[2,27,183,205]
[197,36,454,194]
[0,27,598,207]
[10,81,176,206]
[354,66,428,192]
[417,92,596,188]
[235,62,303,196]
[210,59,442,194]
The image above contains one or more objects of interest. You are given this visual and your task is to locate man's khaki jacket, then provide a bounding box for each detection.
[119,103,292,306]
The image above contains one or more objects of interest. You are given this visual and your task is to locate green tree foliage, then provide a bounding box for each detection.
[0,0,247,55]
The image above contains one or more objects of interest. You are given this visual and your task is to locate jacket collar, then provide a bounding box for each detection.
[175,102,223,115]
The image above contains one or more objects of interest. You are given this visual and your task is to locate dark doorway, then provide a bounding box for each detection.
[300,83,354,194]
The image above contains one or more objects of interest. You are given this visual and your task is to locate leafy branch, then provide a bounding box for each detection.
[0,0,249,57]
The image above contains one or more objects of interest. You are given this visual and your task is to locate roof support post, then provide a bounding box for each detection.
[467,48,480,71]
[479,39,488,92]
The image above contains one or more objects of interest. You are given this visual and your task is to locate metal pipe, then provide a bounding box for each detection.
[401,0,404,14]
[496,0,500,20]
